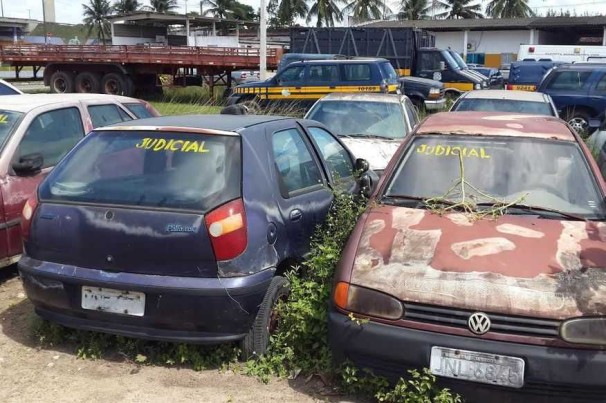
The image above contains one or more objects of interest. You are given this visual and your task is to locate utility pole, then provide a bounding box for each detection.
[260,0,267,80]
[1,0,4,18]
[42,0,47,44]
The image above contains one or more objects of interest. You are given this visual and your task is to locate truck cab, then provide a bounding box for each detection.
[414,48,485,95]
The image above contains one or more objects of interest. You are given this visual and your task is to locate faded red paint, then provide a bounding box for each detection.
[418,112,575,141]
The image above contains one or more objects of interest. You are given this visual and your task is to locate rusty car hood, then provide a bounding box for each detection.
[350,206,606,319]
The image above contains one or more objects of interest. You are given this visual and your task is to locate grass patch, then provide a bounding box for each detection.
[150,102,222,116]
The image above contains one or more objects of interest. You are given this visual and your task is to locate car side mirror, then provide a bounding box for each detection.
[588,119,602,130]
[12,153,43,175]
[354,158,369,175]
[439,61,446,71]
[359,173,372,198]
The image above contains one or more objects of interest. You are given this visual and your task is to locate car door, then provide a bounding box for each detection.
[270,65,307,102]
[588,72,606,116]
[0,105,86,260]
[267,122,332,259]
[306,63,340,99]
[541,70,593,113]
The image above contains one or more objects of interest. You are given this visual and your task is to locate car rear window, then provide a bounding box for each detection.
[452,99,555,116]
[386,135,605,219]
[39,131,241,212]
[124,103,156,119]
[0,110,23,151]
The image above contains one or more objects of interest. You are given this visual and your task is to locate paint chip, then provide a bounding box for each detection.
[452,237,515,259]
[496,223,544,238]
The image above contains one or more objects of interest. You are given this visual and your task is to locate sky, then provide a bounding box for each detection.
[1,0,605,25]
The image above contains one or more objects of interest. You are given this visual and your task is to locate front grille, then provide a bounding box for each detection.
[403,302,561,338]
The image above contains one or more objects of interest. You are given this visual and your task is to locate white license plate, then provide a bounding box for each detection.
[81,286,145,316]
[430,346,525,388]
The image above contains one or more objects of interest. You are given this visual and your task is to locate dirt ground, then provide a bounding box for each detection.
[0,267,347,403]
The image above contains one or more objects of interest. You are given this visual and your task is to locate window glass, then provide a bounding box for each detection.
[404,98,419,126]
[272,128,323,196]
[343,64,371,81]
[0,82,20,95]
[379,62,398,80]
[596,74,606,92]
[88,104,132,128]
[124,103,155,119]
[308,65,339,83]
[277,66,305,85]
[17,107,84,169]
[546,71,592,90]
[39,131,241,212]
[308,127,354,180]
[452,98,555,116]
[419,52,443,71]
[0,110,23,153]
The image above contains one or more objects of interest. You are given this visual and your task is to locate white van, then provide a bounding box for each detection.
[518,45,606,63]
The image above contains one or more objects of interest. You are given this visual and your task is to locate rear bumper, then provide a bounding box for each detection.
[19,256,274,343]
[424,97,447,111]
[329,309,606,402]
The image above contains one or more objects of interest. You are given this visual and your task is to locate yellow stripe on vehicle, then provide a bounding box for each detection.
[396,69,411,76]
[509,85,536,91]
[445,82,474,92]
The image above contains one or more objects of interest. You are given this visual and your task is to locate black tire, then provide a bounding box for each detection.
[101,72,128,95]
[564,108,592,137]
[49,70,75,94]
[240,276,290,359]
[74,72,102,93]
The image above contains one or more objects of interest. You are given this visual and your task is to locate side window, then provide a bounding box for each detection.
[0,83,20,95]
[307,127,354,181]
[419,53,441,71]
[16,107,84,169]
[272,128,324,197]
[546,71,592,90]
[343,64,371,81]
[88,104,132,128]
[124,103,154,118]
[277,66,305,86]
[308,65,339,83]
[404,98,419,127]
[595,74,606,92]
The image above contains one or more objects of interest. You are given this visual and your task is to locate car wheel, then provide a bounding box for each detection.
[49,70,75,93]
[101,72,128,95]
[240,276,290,359]
[564,109,591,137]
[74,72,101,93]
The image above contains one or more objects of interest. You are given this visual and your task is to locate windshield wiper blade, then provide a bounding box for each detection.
[343,133,395,140]
[475,202,587,221]
[381,195,454,208]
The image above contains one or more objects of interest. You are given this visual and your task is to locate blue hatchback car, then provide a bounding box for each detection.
[18,115,372,357]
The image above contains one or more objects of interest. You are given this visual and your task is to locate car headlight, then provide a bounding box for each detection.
[429,87,440,94]
[475,83,481,90]
[334,282,404,320]
[560,317,606,345]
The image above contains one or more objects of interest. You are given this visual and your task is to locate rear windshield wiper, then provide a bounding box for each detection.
[475,202,587,221]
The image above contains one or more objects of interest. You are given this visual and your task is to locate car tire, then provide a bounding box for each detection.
[240,275,290,360]
[101,72,128,95]
[74,72,102,93]
[564,108,591,137]
[49,70,75,94]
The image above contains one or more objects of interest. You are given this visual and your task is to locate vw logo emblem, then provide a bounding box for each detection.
[468,312,491,335]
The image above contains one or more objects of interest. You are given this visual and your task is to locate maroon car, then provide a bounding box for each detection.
[330,112,606,401]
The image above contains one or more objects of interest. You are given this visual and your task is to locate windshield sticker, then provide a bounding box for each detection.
[0,115,8,124]
[416,144,490,159]
[135,138,210,153]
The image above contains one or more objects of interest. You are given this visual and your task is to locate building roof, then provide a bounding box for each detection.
[416,112,575,141]
[107,11,258,27]
[363,16,606,32]
[103,114,291,133]
[0,94,143,113]
[460,90,550,102]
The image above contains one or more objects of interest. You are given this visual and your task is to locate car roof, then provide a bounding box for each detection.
[0,93,144,113]
[417,112,575,141]
[292,58,387,65]
[101,114,291,133]
[461,90,548,102]
[557,63,606,71]
[317,92,402,103]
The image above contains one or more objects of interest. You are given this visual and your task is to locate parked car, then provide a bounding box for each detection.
[398,76,446,112]
[0,93,158,269]
[537,63,606,133]
[507,60,560,91]
[0,79,23,95]
[231,70,261,85]
[470,66,504,88]
[450,90,558,116]
[227,58,400,109]
[305,93,419,174]
[330,111,606,401]
[19,115,374,357]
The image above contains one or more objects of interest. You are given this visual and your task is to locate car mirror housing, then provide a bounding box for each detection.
[12,153,43,176]
[588,118,602,130]
[355,158,370,174]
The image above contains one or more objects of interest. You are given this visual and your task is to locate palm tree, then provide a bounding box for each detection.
[149,0,178,13]
[398,0,446,20]
[436,0,483,19]
[277,0,309,26]
[83,0,111,43]
[112,0,140,14]
[343,0,390,21]
[307,0,344,27]
[486,0,533,18]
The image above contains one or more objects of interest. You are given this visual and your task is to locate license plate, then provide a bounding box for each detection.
[511,85,535,91]
[81,286,145,316]
[430,346,525,388]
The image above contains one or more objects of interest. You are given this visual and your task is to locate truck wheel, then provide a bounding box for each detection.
[49,71,75,94]
[240,276,289,359]
[564,109,591,137]
[75,72,101,93]
[101,73,128,95]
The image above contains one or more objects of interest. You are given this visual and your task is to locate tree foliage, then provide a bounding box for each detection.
[112,0,140,14]
[307,0,344,27]
[486,0,534,18]
[436,0,483,19]
[202,0,257,20]
[83,0,111,43]
[149,0,178,13]
[397,0,447,20]
[343,0,391,22]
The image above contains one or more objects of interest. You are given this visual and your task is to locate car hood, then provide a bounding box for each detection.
[350,205,606,320]
[340,137,402,171]
[398,76,444,88]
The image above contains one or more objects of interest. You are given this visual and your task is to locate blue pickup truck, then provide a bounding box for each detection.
[537,63,606,133]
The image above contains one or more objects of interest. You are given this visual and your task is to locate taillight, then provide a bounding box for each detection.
[204,198,247,261]
[21,196,39,242]
[506,84,513,90]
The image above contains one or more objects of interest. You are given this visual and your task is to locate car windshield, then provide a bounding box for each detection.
[450,51,468,69]
[0,110,23,151]
[452,98,555,116]
[39,130,241,212]
[306,100,408,139]
[385,136,606,219]
[441,51,460,70]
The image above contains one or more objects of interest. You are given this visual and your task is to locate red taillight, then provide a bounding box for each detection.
[506,84,513,90]
[21,196,39,242]
[204,198,247,261]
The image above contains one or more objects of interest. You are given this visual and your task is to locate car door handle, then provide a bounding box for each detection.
[289,209,302,221]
